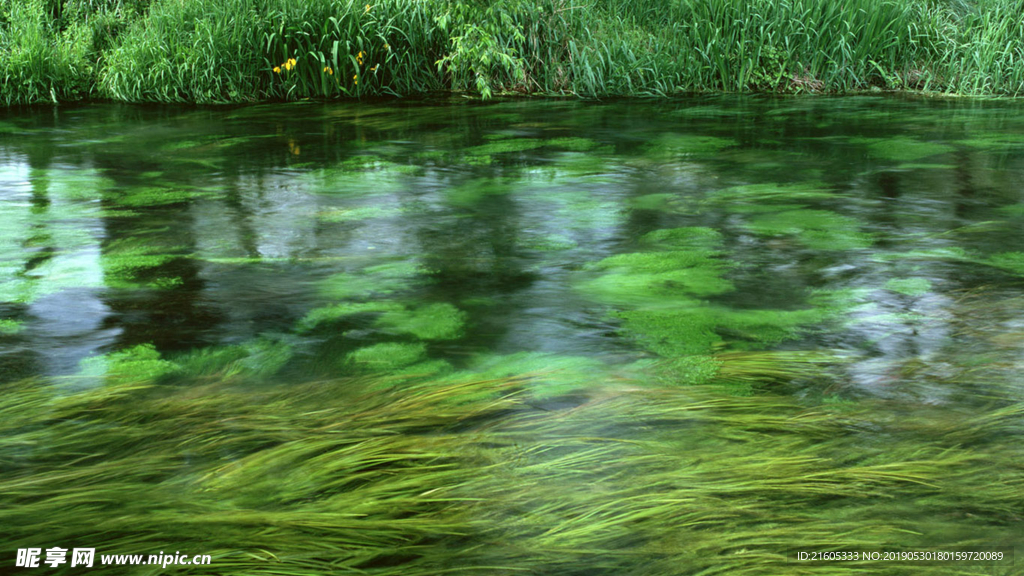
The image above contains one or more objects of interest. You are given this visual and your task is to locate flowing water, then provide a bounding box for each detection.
[1,97,1022,574]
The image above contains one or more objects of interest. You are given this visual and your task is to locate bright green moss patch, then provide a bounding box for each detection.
[644,134,737,161]
[850,137,955,162]
[346,342,428,372]
[375,303,468,340]
[545,137,600,151]
[101,238,182,280]
[885,277,933,297]
[79,344,179,383]
[0,319,23,335]
[580,269,732,305]
[614,305,828,356]
[297,301,405,332]
[745,209,874,250]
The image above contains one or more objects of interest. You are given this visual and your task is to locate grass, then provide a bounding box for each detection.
[2,0,1024,104]
[0,368,1020,575]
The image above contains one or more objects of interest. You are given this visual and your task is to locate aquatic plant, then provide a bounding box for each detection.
[1,370,1021,575]
[374,302,468,340]
[744,209,874,251]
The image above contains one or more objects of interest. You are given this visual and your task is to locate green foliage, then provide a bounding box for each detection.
[3,0,1024,102]
[885,277,933,297]
[78,343,179,383]
[374,303,468,340]
[2,372,1021,574]
[0,318,23,335]
[346,341,427,372]
[745,209,874,250]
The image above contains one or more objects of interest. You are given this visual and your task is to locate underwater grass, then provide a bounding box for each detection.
[3,0,1024,103]
[1,368,1021,575]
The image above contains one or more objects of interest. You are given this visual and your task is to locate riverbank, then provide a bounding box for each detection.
[1,0,1022,105]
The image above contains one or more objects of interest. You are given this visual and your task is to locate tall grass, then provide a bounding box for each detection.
[1,0,1023,103]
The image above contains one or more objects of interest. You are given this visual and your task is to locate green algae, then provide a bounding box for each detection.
[319,261,428,300]
[346,342,427,372]
[545,137,601,151]
[100,238,184,288]
[316,205,401,223]
[983,252,1024,276]
[850,136,955,162]
[885,277,933,297]
[643,134,737,161]
[374,303,468,341]
[639,227,724,251]
[614,305,828,356]
[463,138,544,156]
[0,319,23,335]
[580,250,734,304]
[78,344,179,384]
[745,209,874,250]
[297,301,406,333]
[997,203,1024,217]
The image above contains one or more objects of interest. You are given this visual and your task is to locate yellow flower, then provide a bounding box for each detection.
[370,64,378,72]
[323,66,333,75]
[365,4,371,12]
[273,66,281,74]
[288,58,296,66]
[353,74,358,85]
[357,51,365,65]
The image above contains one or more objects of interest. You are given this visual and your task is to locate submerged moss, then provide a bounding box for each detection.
[346,342,427,372]
[850,136,955,162]
[984,252,1024,276]
[745,209,874,250]
[374,303,468,341]
[0,319,23,335]
[885,277,933,297]
[643,134,737,160]
[297,301,405,332]
[78,344,179,383]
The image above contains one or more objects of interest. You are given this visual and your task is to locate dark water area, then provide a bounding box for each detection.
[2,96,1022,396]
[1,97,1023,575]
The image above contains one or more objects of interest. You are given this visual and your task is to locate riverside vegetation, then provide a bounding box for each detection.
[1,0,1024,104]
[1,97,1023,574]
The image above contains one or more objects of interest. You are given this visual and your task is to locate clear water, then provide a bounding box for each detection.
[2,96,1022,394]
[2,96,1023,573]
